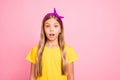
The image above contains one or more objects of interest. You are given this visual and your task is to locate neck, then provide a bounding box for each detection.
[46,39,59,48]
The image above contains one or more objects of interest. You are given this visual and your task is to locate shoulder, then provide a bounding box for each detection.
[65,44,74,51]
[65,44,76,54]
[30,45,38,52]
[32,45,38,49]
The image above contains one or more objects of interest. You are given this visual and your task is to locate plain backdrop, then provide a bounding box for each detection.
[0,0,120,80]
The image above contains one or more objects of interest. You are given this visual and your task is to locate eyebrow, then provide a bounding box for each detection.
[54,23,59,25]
[45,22,59,25]
[45,22,50,25]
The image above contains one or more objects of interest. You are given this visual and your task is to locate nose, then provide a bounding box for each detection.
[50,27,54,32]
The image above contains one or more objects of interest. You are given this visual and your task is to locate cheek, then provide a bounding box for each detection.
[59,28,61,33]
[56,29,61,35]
[44,28,49,34]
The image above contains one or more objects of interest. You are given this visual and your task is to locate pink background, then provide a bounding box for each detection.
[0,0,120,80]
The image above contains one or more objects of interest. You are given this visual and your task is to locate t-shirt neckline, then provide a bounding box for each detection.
[45,45,59,50]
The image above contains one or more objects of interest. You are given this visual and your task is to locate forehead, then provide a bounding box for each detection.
[44,18,60,25]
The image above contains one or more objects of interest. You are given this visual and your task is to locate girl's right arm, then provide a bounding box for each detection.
[29,63,36,80]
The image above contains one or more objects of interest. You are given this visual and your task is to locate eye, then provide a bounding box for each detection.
[45,25,50,28]
[54,25,58,28]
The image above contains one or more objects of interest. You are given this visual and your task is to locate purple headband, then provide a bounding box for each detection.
[44,8,64,20]
[53,8,64,19]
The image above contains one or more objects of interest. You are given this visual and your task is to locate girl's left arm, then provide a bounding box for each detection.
[67,62,74,80]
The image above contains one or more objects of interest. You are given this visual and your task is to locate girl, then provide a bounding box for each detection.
[26,8,78,80]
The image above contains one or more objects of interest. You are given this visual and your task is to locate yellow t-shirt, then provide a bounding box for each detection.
[26,44,78,80]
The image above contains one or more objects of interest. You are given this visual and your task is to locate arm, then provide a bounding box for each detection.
[67,62,74,80]
[29,63,36,80]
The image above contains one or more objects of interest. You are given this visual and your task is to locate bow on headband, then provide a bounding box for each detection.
[43,8,64,26]
[53,8,64,19]
[43,8,64,22]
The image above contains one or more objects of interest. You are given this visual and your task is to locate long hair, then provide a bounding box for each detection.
[35,14,67,77]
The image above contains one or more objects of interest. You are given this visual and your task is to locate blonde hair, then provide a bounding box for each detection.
[35,15,67,77]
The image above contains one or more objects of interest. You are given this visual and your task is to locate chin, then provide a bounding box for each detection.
[48,38,57,41]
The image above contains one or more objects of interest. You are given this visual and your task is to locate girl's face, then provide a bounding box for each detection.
[44,18,61,41]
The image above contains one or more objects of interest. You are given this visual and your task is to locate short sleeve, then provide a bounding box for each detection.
[66,45,78,64]
[26,46,38,64]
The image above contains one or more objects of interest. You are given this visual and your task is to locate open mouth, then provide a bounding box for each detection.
[49,33,55,37]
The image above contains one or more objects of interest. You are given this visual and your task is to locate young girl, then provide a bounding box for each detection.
[26,8,78,80]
